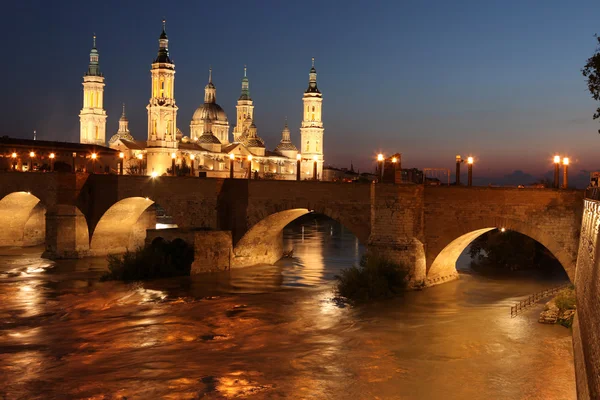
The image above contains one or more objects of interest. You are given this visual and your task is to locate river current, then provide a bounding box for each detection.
[0,217,575,399]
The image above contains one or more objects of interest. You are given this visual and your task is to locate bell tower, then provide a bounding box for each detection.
[146,19,178,175]
[79,35,107,145]
[233,66,254,142]
[300,58,324,179]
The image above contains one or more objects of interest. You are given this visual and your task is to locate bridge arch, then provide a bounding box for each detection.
[89,197,156,256]
[427,217,575,283]
[232,207,369,267]
[0,191,46,247]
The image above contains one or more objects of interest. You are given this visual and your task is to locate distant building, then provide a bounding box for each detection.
[76,22,325,179]
[322,163,360,182]
[0,137,118,173]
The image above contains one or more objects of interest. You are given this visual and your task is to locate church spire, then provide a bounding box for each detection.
[154,19,172,64]
[306,57,320,93]
[86,34,101,76]
[239,65,251,101]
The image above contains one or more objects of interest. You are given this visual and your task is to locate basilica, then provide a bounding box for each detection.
[79,21,324,179]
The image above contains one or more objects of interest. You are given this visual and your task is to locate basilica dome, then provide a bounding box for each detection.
[192,103,228,123]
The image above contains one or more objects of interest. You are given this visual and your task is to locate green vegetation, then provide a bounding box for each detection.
[555,285,577,328]
[334,254,408,302]
[555,285,576,311]
[582,35,600,133]
[101,239,194,282]
[166,158,191,176]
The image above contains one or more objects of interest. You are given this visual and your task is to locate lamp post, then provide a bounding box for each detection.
[455,155,462,185]
[467,157,473,187]
[91,153,97,174]
[563,157,569,189]
[247,155,253,180]
[29,151,35,172]
[137,153,143,175]
[377,153,384,181]
[313,155,318,181]
[296,153,301,181]
[553,155,560,188]
[11,152,17,171]
[72,152,77,173]
[392,156,399,183]
[229,153,235,179]
[171,152,176,176]
[119,152,124,175]
[49,153,55,172]
[190,154,195,177]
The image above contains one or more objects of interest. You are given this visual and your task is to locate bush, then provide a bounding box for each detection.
[101,239,194,282]
[334,254,408,302]
[554,286,577,311]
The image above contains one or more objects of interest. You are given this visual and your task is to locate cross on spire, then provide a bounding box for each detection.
[209,66,212,83]
[93,34,96,48]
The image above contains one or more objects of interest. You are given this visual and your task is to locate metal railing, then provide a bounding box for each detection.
[510,283,570,318]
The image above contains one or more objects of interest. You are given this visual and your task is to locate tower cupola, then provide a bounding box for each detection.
[239,66,251,101]
[154,19,172,64]
[86,35,102,77]
[204,67,216,103]
[306,57,320,94]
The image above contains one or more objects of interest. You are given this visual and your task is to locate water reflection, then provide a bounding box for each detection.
[0,218,575,399]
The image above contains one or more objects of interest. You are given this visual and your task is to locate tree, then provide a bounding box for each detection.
[582,35,600,133]
[166,158,191,176]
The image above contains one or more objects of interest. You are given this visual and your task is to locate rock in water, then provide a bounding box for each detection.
[538,300,559,324]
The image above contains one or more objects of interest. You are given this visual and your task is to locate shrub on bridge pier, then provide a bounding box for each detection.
[334,254,408,302]
[101,238,194,282]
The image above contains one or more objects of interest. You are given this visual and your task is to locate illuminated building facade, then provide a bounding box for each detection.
[79,35,107,146]
[81,21,323,179]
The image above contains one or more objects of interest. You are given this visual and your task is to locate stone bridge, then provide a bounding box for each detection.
[0,172,584,284]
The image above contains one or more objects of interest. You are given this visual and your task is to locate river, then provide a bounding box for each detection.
[0,216,575,399]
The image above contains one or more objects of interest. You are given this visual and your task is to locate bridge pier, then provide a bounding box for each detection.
[368,183,429,287]
[43,205,90,259]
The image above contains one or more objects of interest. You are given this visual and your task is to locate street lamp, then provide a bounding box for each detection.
[190,154,195,177]
[72,152,77,173]
[247,155,253,180]
[553,155,561,188]
[49,152,55,172]
[467,157,474,187]
[456,155,462,185]
[563,157,569,189]
[313,155,318,181]
[296,153,301,181]
[91,152,97,174]
[229,153,235,179]
[377,153,384,181]
[29,151,35,172]
[11,152,17,171]
[119,152,124,175]
[171,152,176,176]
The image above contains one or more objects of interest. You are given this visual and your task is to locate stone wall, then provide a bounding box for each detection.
[573,198,600,398]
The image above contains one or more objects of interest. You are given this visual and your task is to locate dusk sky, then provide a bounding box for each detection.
[3,0,600,185]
